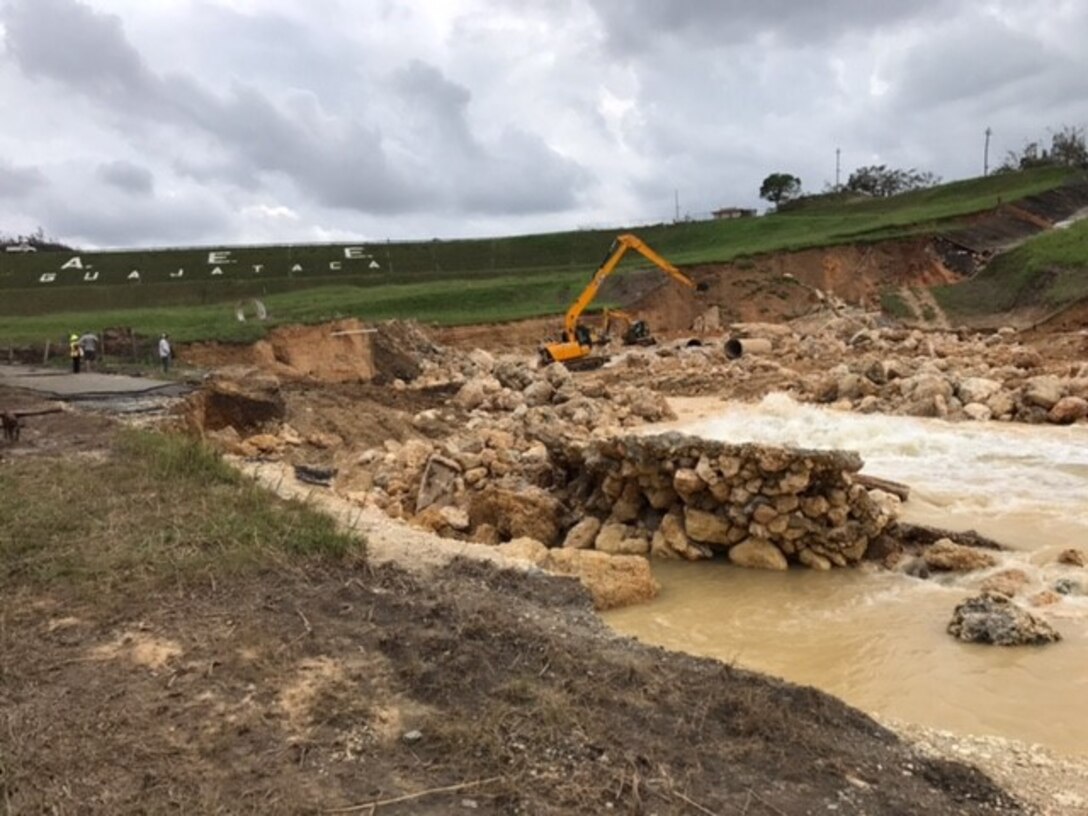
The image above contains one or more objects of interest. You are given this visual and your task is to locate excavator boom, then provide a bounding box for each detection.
[542,233,694,365]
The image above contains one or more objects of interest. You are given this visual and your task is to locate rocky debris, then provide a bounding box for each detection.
[631,323,1088,427]
[469,486,563,547]
[978,569,1031,598]
[1057,548,1087,567]
[923,538,999,572]
[947,592,1062,646]
[544,549,660,610]
[555,432,894,569]
[186,367,285,432]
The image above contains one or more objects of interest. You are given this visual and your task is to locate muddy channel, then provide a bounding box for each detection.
[605,394,1088,757]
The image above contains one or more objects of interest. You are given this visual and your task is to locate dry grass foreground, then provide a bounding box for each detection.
[0,424,1025,815]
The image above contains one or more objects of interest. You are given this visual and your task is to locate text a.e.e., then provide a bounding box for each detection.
[37,247,382,284]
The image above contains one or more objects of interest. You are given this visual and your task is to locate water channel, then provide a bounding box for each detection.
[603,394,1088,757]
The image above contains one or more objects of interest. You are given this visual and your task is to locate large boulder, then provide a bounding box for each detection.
[545,549,659,610]
[947,592,1061,646]
[1022,375,1064,410]
[1048,396,1088,425]
[956,377,1002,405]
[469,486,562,546]
[729,538,788,571]
[188,368,285,432]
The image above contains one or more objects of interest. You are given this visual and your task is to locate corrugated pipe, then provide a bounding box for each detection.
[724,337,773,359]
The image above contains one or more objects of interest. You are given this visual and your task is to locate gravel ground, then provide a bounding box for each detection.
[887,718,1088,815]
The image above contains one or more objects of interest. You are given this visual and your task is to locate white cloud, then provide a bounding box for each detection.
[0,0,1086,247]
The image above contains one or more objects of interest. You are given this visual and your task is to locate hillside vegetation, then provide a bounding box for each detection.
[935,217,1088,319]
[0,167,1078,344]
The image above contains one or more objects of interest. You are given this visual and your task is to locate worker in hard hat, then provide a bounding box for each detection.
[69,333,83,374]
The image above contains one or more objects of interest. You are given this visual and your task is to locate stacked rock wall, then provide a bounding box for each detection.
[558,433,894,570]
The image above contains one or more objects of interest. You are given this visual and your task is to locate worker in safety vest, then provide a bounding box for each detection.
[69,333,83,374]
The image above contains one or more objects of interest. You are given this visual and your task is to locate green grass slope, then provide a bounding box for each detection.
[0,167,1078,344]
[934,217,1088,319]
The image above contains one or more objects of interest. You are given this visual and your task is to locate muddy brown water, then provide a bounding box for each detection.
[604,395,1088,757]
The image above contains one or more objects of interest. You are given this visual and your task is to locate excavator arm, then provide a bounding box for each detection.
[561,234,694,340]
[542,233,695,365]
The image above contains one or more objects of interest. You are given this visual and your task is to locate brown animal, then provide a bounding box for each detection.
[1,411,21,442]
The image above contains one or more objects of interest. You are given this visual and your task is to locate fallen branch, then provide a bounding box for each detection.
[324,776,504,814]
[855,473,910,502]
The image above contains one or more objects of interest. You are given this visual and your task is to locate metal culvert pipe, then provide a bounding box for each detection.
[724,337,773,359]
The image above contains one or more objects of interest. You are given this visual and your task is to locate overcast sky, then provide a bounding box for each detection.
[1,0,1086,249]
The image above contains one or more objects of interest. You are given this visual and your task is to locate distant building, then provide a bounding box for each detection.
[712,207,756,220]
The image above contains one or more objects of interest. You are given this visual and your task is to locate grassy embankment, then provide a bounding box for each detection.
[0,430,359,595]
[935,217,1088,319]
[0,167,1075,345]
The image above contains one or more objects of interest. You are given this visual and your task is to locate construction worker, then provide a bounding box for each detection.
[69,333,83,374]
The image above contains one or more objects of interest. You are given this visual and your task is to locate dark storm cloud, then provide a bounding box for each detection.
[2,0,151,99]
[0,159,47,197]
[96,159,153,195]
[0,0,590,223]
[585,0,954,51]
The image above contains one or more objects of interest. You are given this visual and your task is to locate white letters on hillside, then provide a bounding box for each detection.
[36,246,383,284]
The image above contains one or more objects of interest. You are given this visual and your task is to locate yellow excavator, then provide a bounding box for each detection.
[540,233,696,367]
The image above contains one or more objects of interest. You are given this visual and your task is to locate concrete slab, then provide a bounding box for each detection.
[0,364,192,400]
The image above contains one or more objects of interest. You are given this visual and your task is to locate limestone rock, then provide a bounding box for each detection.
[979,569,1030,598]
[595,523,649,555]
[562,517,601,549]
[729,538,788,571]
[957,377,1002,405]
[923,538,998,572]
[523,380,556,407]
[1057,548,1086,567]
[653,512,712,560]
[189,369,285,432]
[497,537,549,566]
[415,454,463,513]
[672,468,706,499]
[684,507,731,546]
[545,549,660,610]
[1023,375,1064,410]
[469,486,562,546]
[962,402,993,422]
[947,592,1061,646]
[1048,396,1088,425]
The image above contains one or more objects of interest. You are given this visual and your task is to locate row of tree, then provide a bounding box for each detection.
[996,125,1087,173]
[0,226,70,251]
[759,126,1087,208]
[758,164,941,206]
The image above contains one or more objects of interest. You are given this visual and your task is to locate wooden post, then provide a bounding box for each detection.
[43,339,50,365]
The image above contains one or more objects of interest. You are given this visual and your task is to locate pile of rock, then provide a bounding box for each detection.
[631,322,1088,426]
[553,433,896,570]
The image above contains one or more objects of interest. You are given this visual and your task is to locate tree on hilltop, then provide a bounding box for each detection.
[759,173,802,207]
[845,165,940,198]
[997,126,1087,173]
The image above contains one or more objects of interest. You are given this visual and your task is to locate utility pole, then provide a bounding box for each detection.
[984,127,992,176]
[835,147,841,189]
[674,189,680,222]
